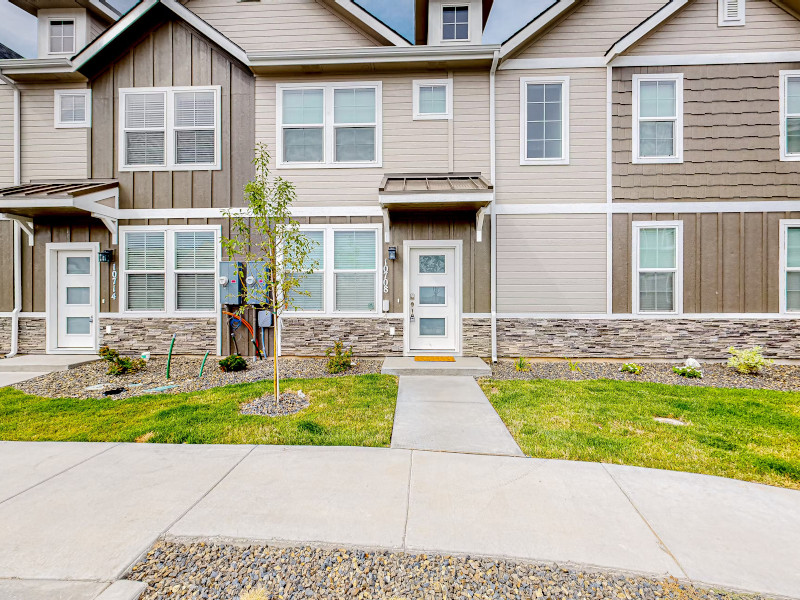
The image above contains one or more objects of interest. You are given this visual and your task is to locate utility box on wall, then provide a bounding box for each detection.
[245,261,270,305]
[219,261,244,305]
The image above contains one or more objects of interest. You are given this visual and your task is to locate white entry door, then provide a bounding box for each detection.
[407,245,459,353]
[56,250,96,350]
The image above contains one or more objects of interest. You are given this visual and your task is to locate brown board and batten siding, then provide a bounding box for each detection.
[90,19,255,212]
[612,63,800,202]
[612,212,791,314]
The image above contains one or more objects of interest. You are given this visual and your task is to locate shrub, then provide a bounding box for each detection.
[325,341,353,374]
[99,345,145,376]
[514,357,530,372]
[99,345,119,362]
[219,354,248,373]
[565,358,582,373]
[673,365,703,379]
[727,346,772,375]
[620,363,643,375]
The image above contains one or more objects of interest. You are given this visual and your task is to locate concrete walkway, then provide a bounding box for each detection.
[0,354,99,388]
[391,376,524,456]
[0,442,799,600]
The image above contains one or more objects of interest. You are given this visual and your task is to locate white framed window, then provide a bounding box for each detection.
[520,76,569,165]
[413,79,453,120]
[632,73,683,164]
[118,86,221,172]
[288,224,381,315]
[632,221,683,315]
[54,90,91,128]
[718,0,745,26]
[277,82,382,168]
[780,220,800,312]
[442,5,469,41]
[120,225,219,315]
[780,71,800,161]
[48,18,75,54]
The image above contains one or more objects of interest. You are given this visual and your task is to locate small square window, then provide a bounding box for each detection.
[54,90,91,128]
[413,79,453,120]
[442,6,469,41]
[49,19,75,54]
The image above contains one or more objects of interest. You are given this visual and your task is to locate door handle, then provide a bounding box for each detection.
[88,316,94,323]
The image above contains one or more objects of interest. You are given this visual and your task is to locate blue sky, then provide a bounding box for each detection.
[0,0,549,58]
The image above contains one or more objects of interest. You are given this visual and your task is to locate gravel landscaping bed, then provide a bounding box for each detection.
[128,540,765,600]
[11,356,383,400]
[490,360,800,392]
[239,391,310,416]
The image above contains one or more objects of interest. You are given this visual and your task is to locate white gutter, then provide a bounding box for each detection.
[1,72,21,358]
[489,49,499,363]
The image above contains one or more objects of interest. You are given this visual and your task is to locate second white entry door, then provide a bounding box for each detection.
[407,245,458,353]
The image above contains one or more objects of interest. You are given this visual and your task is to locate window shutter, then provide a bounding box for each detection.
[176,273,216,311]
[175,231,215,269]
[125,231,165,270]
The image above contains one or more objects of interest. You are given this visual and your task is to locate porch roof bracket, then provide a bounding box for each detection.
[93,213,118,245]
[1,213,33,245]
[382,207,391,244]
[476,205,488,243]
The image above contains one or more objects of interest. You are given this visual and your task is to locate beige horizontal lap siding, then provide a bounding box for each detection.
[256,71,490,206]
[613,62,800,202]
[612,212,790,314]
[513,0,665,59]
[0,86,14,186]
[497,214,607,313]
[626,0,800,55]
[20,83,87,182]
[495,67,606,205]
[184,0,379,52]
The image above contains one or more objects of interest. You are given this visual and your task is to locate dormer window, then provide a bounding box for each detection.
[442,6,469,41]
[718,0,745,26]
[49,19,75,54]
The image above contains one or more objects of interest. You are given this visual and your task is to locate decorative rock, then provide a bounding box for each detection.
[686,358,702,369]
[653,416,689,426]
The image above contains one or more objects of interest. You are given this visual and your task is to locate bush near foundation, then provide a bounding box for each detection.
[326,341,353,374]
[728,346,772,375]
[99,345,146,376]
[219,354,248,373]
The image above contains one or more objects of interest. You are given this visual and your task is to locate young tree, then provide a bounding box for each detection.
[221,143,319,402]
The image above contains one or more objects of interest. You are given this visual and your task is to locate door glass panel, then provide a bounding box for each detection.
[66,287,90,305]
[419,286,445,305]
[419,255,445,274]
[419,318,446,336]
[66,317,91,335]
[66,257,91,274]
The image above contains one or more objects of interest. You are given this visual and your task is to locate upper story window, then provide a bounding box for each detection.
[633,222,683,315]
[119,86,221,172]
[413,79,453,120]
[632,73,683,164]
[442,6,469,40]
[49,19,75,54]
[780,71,800,161]
[520,76,569,165]
[54,90,91,128]
[277,82,382,168]
[718,0,745,26]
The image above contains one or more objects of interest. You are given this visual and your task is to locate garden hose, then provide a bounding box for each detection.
[166,334,176,380]
[199,351,210,377]
[222,311,260,357]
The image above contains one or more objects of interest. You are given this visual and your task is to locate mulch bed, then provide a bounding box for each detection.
[239,391,310,416]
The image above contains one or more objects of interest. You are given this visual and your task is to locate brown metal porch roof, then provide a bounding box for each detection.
[380,173,492,194]
[0,180,118,218]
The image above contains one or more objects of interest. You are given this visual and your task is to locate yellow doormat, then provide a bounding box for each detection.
[414,356,456,362]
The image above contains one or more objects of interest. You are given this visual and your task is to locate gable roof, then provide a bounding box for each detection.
[499,0,581,58]
[0,43,23,60]
[320,0,412,46]
[414,0,494,45]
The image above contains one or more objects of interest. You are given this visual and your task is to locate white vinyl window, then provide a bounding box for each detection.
[121,226,219,314]
[718,0,745,25]
[413,79,453,120]
[54,90,91,128]
[633,222,683,315]
[780,221,800,312]
[119,86,221,172]
[520,76,569,165]
[289,225,380,315]
[632,74,683,164]
[49,19,75,54]
[780,71,800,161]
[277,82,382,168]
[442,5,469,40]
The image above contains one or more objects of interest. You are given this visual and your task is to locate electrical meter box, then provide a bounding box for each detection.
[245,261,270,305]
[218,261,244,305]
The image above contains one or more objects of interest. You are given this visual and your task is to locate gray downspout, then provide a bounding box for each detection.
[490,50,499,363]
[1,72,21,358]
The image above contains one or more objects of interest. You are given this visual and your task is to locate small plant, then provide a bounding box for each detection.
[673,365,703,379]
[620,363,643,375]
[325,341,353,374]
[727,346,772,375]
[514,357,530,372]
[219,354,248,373]
[565,358,582,373]
[99,345,145,376]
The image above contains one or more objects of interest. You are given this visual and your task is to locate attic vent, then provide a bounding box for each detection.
[719,0,745,26]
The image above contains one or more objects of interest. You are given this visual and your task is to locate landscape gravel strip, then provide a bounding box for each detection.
[127,540,766,600]
[239,391,310,416]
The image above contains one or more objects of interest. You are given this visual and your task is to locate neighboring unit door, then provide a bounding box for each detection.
[408,246,458,353]
[56,251,96,350]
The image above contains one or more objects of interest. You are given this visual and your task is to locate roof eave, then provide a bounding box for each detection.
[499,0,579,60]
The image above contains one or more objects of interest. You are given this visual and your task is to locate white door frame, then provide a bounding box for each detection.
[403,239,463,356]
[46,242,100,354]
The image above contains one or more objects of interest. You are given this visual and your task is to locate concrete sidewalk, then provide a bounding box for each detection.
[0,442,799,599]
[0,354,99,388]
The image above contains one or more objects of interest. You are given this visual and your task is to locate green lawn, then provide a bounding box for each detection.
[481,378,800,490]
[0,375,397,446]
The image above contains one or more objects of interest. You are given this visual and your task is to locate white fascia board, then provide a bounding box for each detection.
[248,45,500,67]
[499,0,580,60]
[605,0,689,63]
[380,193,494,204]
[317,0,412,47]
[0,58,75,78]
[612,50,800,67]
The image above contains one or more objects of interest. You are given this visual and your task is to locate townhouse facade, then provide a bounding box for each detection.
[1,0,800,360]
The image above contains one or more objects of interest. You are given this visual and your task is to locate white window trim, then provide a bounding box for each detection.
[413,79,453,120]
[519,75,570,166]
[292,224,382,316]
[47,16,76,55]
[441,4,471,42]
[718,0,745,26]
[632,73,684,164]
[779,70,800,161]
[276,82,383,169]
[119,225,220,317]
[118,86,222,172]
[632,220,683,315]
[54,89,91,128]
[779,219,800,313]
